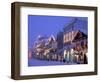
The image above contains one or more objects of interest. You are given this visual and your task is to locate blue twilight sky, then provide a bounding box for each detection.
[28,15,88,48]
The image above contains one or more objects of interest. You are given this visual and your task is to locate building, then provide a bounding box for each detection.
[63,18,88,64]
[56,31,63,49]
[33,35,58,60]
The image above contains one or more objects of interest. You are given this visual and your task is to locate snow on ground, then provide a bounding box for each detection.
[28,58,77,66]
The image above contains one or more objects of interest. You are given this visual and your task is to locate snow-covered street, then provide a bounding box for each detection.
[28,58,77,66]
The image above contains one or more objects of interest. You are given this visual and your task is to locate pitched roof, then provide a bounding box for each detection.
[64,30,87,43]
[73,30,87,42]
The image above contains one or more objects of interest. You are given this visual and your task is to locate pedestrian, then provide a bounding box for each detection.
[84,53,88,64]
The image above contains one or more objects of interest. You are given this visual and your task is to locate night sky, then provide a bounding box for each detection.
[28,15,88,49]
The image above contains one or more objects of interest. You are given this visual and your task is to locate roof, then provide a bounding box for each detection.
[63,18,88,35]
[64,30,87,43]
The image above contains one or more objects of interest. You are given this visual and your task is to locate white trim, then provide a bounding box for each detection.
[20,6,95,76]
